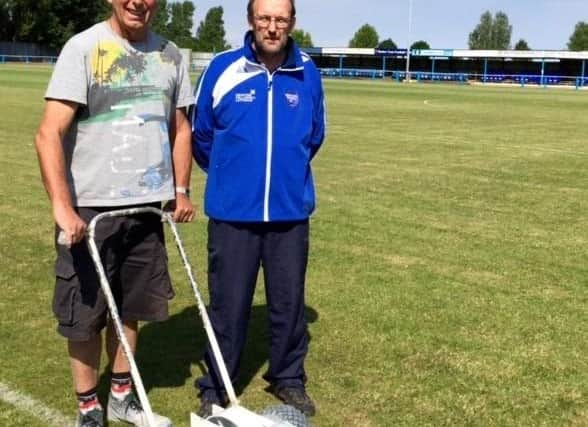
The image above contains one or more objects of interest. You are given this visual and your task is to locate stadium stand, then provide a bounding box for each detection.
[305,47,588,89]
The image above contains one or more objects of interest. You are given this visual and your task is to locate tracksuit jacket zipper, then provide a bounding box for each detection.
[245,60,304,222]
[264,72,274,222]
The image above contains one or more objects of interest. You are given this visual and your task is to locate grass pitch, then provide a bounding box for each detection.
[1,64,587,426]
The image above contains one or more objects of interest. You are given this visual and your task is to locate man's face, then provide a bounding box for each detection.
[108,0,158,41]
[249,0,295,58]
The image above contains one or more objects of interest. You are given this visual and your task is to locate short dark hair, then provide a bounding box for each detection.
[247,0,296,18]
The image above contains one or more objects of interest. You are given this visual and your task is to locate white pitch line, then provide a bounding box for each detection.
[0,382,73,426]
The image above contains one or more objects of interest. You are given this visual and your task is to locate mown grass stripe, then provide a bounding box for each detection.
[0,382,73,427]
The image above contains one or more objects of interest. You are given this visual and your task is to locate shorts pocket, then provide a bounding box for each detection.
[53,257,78,326]
[54,255,76,280]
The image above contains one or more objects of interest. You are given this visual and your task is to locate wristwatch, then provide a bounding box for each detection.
[175,186,191,197]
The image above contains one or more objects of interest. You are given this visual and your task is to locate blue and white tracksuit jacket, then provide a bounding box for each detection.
[191,32,326,222]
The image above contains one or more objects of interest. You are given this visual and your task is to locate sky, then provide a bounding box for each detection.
[189,0,587,51]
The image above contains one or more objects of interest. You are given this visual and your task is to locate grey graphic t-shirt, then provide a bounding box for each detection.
[46,22,193,206]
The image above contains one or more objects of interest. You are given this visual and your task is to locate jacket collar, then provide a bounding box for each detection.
[243,30,303,70]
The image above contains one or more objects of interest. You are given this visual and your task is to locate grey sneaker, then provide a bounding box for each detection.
[76,408,104,427]
[107,393,172,427]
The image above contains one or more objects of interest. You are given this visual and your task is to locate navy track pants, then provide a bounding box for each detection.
[197,219,310,399]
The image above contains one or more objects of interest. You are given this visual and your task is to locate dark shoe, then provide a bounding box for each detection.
[197,395,227,419]
[76,408,104,427]
[272,387,316,417]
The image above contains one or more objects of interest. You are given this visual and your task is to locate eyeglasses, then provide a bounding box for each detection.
[253,15,291,29]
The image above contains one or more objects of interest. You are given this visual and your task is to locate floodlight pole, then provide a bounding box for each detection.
[405,0,413,82]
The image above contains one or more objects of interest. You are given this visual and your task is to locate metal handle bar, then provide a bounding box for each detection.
[86,207,238,426]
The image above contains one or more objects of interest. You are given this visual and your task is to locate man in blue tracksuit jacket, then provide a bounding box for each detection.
[191,0,325,418]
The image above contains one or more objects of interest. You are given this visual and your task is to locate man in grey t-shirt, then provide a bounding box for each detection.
[34,1,193,426]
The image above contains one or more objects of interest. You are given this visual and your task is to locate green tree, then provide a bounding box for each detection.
[1,0,193,49]
[291,29,313,48]
[468,10,511,49]
[377,38,397,50]
[151,0,169,38]
[514,39,530,50]
[0,0,14,40]
[96,0,110,21]
[468,10,492,49]
[568,21,588,51]
[492,12,511,49]
[349,24,379,48]
[194,6,229,52]
[45,0,109,48]
[5,0,108,49]
[167,0,196,48]
[411,40,430,50]
[7,0,49,43]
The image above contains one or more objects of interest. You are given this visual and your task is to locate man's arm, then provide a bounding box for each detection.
[310,80,326,160]
[35,99,86,245]
[192,71,215,171]
[305,64,327,161]
[169,107,195,223]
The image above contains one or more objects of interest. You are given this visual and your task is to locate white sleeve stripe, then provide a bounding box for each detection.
[212,57,265,109]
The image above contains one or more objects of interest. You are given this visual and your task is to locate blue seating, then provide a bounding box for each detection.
[318,67,568,87]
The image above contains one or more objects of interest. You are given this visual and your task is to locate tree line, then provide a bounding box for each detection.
[0,0,229,52]
[1,1,587,52]
[345,12,587,51]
